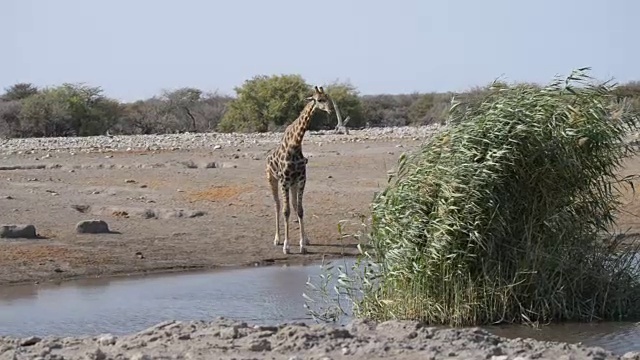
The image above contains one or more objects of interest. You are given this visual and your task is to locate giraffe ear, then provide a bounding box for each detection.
[318,86,325,94]
[314,86,320,93]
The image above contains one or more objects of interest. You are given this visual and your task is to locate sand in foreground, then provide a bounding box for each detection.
[1,318,637,360]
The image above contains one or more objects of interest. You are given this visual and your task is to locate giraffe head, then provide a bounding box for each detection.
[306,86,333,115]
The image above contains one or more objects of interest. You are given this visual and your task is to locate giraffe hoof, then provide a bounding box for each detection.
[300,247,307,255]
[283,247,290,255]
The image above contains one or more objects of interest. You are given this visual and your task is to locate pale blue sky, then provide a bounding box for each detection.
[2,0,637,102]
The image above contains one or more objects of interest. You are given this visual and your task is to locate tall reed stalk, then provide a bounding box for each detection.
[305,68,640,326]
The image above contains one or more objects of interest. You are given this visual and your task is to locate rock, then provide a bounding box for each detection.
[248,339,271,352]
[85,347,107,360]
[75,220,111,234]
[71,204,91,213]
[130,354,151,360]
[201,161,217,169]
[0,224,38,239]
[219,327,239,339]
[19,336,41,346]
[96,334,116,346]
[157,209,206,219]
[179,160,198,169]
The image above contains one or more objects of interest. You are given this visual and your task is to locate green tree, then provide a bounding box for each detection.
[19,88,70,137]
[19,83,122,137]
[0,100,23,137]
[159,87,203,131]
[310,81,364,130]
[1,83,39,101]
[218,74,311,133]
[407,93,435,125]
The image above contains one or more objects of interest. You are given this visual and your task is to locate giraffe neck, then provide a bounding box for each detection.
[285,100,316,148]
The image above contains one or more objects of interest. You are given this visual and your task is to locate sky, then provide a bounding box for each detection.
[2,0,638,102]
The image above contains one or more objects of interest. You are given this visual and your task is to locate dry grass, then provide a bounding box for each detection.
[185,185,254,202]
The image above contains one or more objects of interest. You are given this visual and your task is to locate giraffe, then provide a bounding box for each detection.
[265,86,336,255]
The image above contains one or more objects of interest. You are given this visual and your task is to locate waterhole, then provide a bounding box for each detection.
[0,259,638,355]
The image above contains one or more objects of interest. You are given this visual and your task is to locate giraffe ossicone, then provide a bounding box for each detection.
[265,86,339,255]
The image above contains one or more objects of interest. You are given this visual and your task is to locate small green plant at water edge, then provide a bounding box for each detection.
[304,68,640,326]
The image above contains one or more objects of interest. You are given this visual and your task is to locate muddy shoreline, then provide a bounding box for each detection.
[1,253,353,288]
[1,318,637,360]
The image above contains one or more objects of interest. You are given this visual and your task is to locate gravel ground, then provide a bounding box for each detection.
[1,318,638,360]
[0,126,444,155]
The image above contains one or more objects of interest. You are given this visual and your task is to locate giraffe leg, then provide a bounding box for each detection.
[295,178,309,254]
[281,183,291,254]
[267,171,280,246]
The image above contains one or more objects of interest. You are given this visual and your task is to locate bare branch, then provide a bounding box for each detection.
[330,96,350,135]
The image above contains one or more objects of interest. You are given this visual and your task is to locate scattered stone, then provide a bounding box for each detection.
[156,209,206,219]
[248,339,271,352]
[0,224,38,239]
[97,334,117,346]
[75,220,111,234]
[0,318,618,359]
[90,206,205,220]
[71,205,91,213]
[124,179,136,184]
[19,336,41,346]
[179,160,198,169]
[85,347,106,360]
[201,161,217,169]
[0,126,444,156]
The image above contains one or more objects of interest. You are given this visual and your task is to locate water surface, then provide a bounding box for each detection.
[0,260,639,356]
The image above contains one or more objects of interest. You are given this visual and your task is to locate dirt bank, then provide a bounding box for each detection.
[0,128,434,286]
[1,127,639,287]
[1,318,637,360]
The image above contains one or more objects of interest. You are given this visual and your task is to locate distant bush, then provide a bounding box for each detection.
[1,83,39,101]
[217,75,362,133]
[18,83,122,137]
[2,75,640,138]
[309,81,365,130]
[307,69,640,326]
[114,89,233,135]
[218,74,311,133]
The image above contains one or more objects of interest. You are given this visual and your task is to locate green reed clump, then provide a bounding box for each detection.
[318,69,640,326]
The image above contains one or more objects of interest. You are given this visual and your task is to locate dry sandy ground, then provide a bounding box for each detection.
[0,132,422,286]
[2,318,638,360]
[1,128,640,288]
